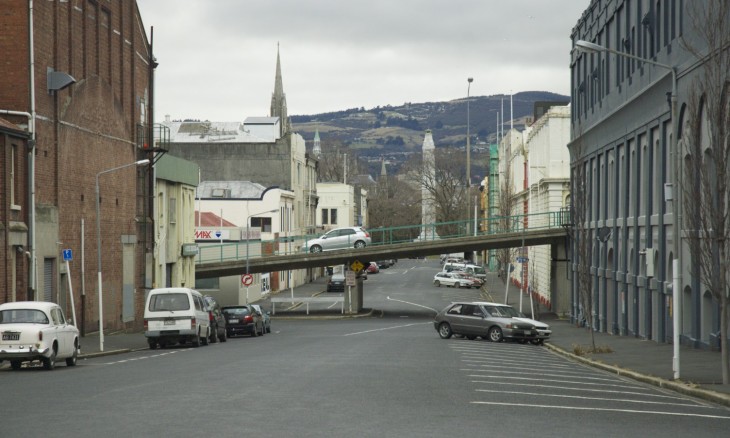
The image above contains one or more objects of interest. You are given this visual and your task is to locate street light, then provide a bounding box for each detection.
[95,158,149,352]
[245,208,279,302]
[575,40,680,378]
[466,77,474,244]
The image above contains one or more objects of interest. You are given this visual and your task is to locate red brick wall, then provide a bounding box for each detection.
[0,0,153,331]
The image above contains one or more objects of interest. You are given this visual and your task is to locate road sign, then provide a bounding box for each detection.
[241,274,254,286]
[62,249,72,261]
[345,270,356,286]
[517,256,528,263]
[350,260,364,272]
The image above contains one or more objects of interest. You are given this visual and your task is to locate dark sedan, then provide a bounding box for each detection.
[222,305,264,337]
[326,273,346,292]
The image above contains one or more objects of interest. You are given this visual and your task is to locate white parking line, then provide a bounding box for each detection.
[474,388,705,408]
[469,401,730,420]
[470,380,686,400]
[343,322,431,336]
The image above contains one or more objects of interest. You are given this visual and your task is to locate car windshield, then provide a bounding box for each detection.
[223,307,250,316]
[149,293,190,311]
[0,309,50,324]
[485,305,521,318]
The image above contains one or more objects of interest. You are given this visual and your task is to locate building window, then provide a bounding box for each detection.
[322,209,329,225]
[10,144,18,208]
[169,197,177,224]
[251,217,272,232]
[330,209,338,225]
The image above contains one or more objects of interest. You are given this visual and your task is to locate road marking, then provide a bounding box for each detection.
[386,296,438,313]
[102,349,189,365]
[470,380,687,400]
[470,401,730,419]
[474,388,706,408]
[343,322,430,336]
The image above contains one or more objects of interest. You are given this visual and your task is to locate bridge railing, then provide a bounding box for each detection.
[194,209,570,265]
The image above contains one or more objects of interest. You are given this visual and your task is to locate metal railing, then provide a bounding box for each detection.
[194,210,571,265]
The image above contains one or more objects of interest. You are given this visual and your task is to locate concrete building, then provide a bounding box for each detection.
[153,155,199,290]
[515,105,572,315]
[193,180,305,303]
[315,183,368,231]
[0,1,155,334]
[163,47,318,238]
[570,1,728,348]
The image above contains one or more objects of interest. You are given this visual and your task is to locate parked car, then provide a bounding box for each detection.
[0,301,80,370]
[450,271,484,287]
[144,288,211,349]
[433,301,539,342]
[327,273,346,292]
[433,271,480,289]
[305,227,371,253]
[251,304,271,334]
[204,295,227,343]
[222,305,264,337]
[366,262,380,274]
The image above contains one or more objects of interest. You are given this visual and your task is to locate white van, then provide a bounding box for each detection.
[144,288,211,349]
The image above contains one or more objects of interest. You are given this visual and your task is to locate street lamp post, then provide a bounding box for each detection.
[575,40,679,378]
[245,209,279,303]
[95,159,149,352]
[466,77,474,246]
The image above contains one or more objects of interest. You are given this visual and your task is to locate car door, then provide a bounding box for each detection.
[49,307,69,357]
[321,229,341,250]
[445,304,468,333]
[459,304,483,335]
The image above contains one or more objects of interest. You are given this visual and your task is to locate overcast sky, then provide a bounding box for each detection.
[137,0,589,122]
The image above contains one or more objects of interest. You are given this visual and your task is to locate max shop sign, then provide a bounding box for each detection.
[194,228,260,241]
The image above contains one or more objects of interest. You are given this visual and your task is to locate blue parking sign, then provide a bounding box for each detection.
[62,249,72,261]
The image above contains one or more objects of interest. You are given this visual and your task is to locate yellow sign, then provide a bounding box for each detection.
[350,260,364,272]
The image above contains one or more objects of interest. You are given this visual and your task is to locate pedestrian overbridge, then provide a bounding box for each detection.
[194,211,570,279]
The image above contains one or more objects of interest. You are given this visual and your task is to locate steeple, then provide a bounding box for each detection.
[270,43,289,136]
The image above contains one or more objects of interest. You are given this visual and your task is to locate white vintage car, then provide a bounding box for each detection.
[0,301,80,370]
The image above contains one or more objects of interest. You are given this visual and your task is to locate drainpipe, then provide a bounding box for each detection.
[29,0,38,300]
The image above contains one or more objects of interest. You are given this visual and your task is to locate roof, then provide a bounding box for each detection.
[243,117,279,125]
[195,211,238,227]
[0,117,28,136]
[196,181,268,199]
[164,120,275,143]
[0,301,60,311]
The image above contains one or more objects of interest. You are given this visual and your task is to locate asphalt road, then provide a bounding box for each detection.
[2,259,729,437]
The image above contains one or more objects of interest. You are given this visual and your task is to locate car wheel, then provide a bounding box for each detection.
[530,339,544,346]
[66,342,78,366]
[192,332,201,348]
[438,322,453,339]
[434,280,441,287]
[43,348,57,370]
[488,326,504,342]
[354,240,366,249]
[201,328,210,346]
[456,282,461,288]
[209,324,218,344]
[10,360,22,370]
[310,245,323,253]
[148,340,158,350]
[466,335,477,340]
[219,329,227,342]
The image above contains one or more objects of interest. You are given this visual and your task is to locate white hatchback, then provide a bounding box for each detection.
[0,301,80,370]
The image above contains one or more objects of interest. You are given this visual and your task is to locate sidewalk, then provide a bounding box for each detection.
[483,271,730,407]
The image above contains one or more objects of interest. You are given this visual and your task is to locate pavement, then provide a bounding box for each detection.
[75,268,730,408]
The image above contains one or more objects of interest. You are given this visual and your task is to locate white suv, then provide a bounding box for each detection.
[305,227,371,253]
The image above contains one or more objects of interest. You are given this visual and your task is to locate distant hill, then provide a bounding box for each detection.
[291,90,569,178]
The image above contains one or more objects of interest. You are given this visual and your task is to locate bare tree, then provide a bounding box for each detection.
[400,147,468,237]
[681,0,730,383]
[367,176,421,243]
[317,138,362,183]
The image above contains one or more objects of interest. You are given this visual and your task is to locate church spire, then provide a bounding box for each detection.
[270,43,289,136]
[313,128,321,158]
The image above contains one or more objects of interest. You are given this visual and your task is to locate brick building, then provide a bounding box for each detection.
[0,1,155,334]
